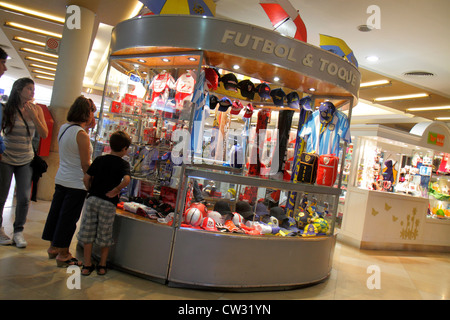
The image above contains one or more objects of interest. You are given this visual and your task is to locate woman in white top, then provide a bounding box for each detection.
[0,78,48,248]
[42,96,95,267]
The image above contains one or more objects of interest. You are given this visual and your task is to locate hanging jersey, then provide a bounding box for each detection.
[300,110,350,155]
[149,73,175,101]
[175,72,196,109]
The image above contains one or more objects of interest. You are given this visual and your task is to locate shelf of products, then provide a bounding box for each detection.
[91,14,361,290]
[339,123,450,251]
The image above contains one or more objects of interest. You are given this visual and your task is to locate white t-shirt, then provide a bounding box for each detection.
[55,123,91,190]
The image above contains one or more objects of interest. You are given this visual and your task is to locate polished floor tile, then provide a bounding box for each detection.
[0,188,449,300]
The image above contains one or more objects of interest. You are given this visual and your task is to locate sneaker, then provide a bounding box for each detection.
[12,232,27,248]
[0,227,12,245]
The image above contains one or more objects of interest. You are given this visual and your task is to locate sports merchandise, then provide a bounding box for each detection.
[230,100,243,115]
[238,79,256,99]
[220,73,238,91]
[298,152,319,184]
[270,88,286,106]
[207,210,224,224]
[185,207,203,226]
[201,217,218,231]
[256,83,271,99]
[205,67,219,90]
[300,103,351,156]
[149,72,175,101]
[174,71,196,109]
[189,202,208,217]
[232,213,244,226]
[316,154,339,186]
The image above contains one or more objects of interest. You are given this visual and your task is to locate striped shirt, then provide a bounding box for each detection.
[1,113,34,166]
[300,110,351,156]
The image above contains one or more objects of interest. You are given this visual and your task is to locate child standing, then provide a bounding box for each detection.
[77,131,131,275]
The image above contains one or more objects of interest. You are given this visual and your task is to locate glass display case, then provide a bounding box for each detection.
[339,123,450,252]
[89,14,362,290]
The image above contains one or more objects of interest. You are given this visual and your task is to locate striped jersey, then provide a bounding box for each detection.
[1,113,34,166]
[300,110,350,155]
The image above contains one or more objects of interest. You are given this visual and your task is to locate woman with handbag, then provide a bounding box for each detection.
[42,95,96,267]
[0,77,48,248]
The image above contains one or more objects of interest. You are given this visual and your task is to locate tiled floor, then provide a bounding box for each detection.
[0,183,449,300]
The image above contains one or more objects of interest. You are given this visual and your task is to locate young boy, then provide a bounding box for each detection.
[77,131,131,275]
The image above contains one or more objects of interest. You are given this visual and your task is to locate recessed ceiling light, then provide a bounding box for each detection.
[25,56,57,66]
[273,76,280,82]
[5,21,62,38]
[406,105,450,112]
[365,55,379,62]
[374,93,429,102]
[29,63,57,71]
[188,57,197,61]
[309,88,316,92]
[161,58,170,62]
[0,2,65,23]
[13,36,45,47]
[32,69,55,77]
[35,75,55,81]
[137,59,145,63]
[360,79,390,88]
[20,47,58,59]
[233,64,240,70]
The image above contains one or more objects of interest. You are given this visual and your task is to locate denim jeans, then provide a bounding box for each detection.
[0,161,32,233]
[42,184,87,248]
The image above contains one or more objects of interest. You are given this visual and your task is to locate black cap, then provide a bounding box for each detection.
[213,200,232,215]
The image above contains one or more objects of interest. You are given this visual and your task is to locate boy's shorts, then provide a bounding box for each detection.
[77,196,116,247]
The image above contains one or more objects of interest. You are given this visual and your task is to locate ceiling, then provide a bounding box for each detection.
[0,0,449,130]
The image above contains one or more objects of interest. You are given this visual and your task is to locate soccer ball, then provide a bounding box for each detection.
[185,207,203,226]
[296,210,312,229]
[313,218,329,233]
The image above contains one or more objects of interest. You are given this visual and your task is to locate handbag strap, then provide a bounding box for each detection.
[58,123,81,142]
[16,106,38,154]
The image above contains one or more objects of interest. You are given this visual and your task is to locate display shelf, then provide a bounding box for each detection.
[185,166,342,196]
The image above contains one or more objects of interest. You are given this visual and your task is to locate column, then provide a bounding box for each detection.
[37,5,96,200]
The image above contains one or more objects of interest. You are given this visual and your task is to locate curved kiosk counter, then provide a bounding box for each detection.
[96,15,360,291]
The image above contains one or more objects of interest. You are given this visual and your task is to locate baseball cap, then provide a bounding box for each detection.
[270,88,286,106]
[214,200,232,215]
[218,97,232,112]
[319,101,336,124]
[270,206,288,221]
[209,94,219,109]
[220,73,238,92]
[238,79,256,99]
[235,201,254,220]
[243,103,254,118]
[205,67,219,90]
[255,201,269,217]
[256,83,271,99]
[300,96,312,111]
[201,217,218,231]
[230,100,243,115]
[286,91,300,109]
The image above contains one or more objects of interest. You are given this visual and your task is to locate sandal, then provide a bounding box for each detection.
[81,264,96,276]
[56,257,82,268]
[96,265,107,276]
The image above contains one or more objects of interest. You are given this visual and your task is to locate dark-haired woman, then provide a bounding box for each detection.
[42,95,96,267]
[0,78,48,248]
